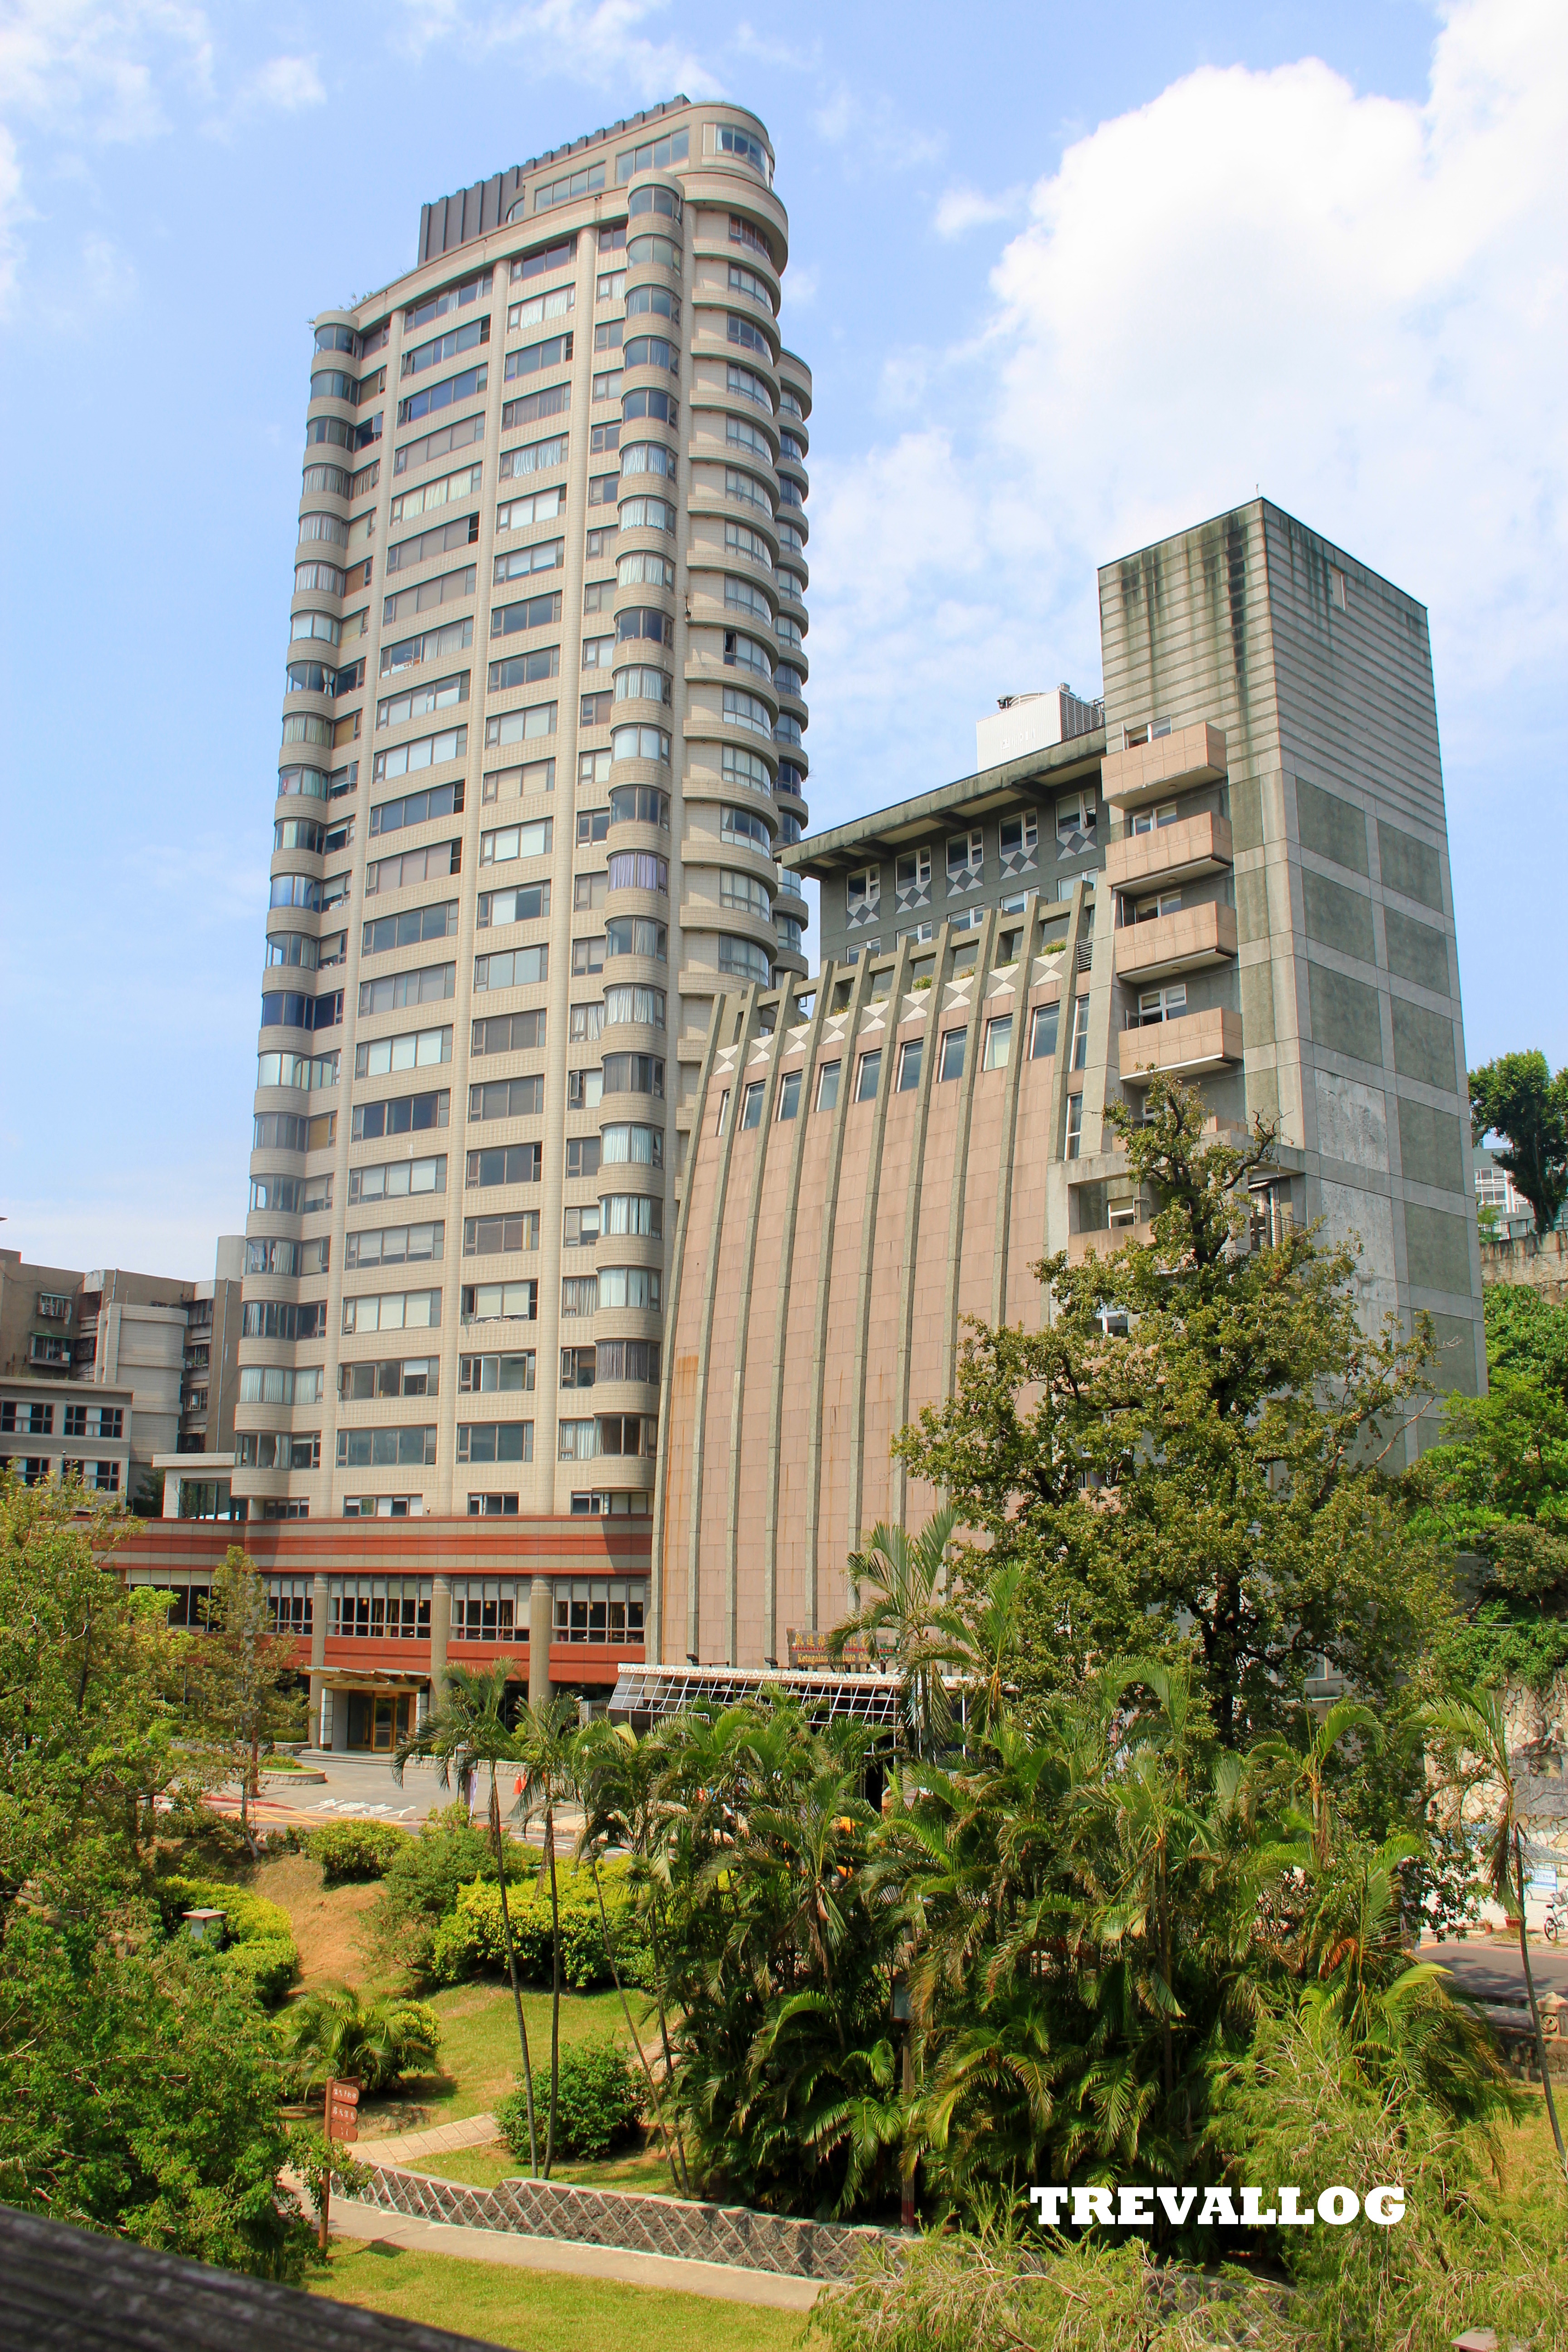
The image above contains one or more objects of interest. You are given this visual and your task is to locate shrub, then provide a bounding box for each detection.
[286,1985,441,2096]
[154,1875,299,2006]
[496,2035,646,2163]
[309,1818,410,1885]
[367,1804,520,1980]
[216,1936,299,2006]
[426,1860,650,1990]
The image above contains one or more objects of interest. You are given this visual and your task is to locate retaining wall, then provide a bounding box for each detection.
[359,2162,892,2280]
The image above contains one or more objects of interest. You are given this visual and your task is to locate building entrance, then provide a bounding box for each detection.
[345,1690,416,1751]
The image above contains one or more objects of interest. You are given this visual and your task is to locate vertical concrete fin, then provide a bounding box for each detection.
[804,955,875,1633]
[941,908,1000,1401]
[721,996,794,1665]
[846,935,915,1592]
[990,894,1040,1326]
[762,977,834,1663]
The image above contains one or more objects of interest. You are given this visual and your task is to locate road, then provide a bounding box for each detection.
[203,1754,586,1843]
[1418,1936,1568,2004]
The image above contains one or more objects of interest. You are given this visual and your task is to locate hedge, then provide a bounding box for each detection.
[309,1819,411,1885]
[496,2034,646,2161]
[155,1875,299,2004]
[427,1861,651,1990]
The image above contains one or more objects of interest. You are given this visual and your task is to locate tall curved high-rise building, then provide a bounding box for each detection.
[239,98,809,1526]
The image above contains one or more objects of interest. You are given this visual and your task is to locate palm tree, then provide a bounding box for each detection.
[574,1715,690,2193]
[1427,1686,1568,2183]
[286,1984,438,2097]
[393,1662,539,2176]
[1257,1697,1382,1872]
[833,1505,967,1785]
[510,1692,579,2177]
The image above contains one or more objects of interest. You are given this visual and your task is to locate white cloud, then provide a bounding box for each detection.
[80,227,135,304]
[808,0,1568,820]
[933,182,1024,240]
[238,52,325,115]
[813,83,944,172]
[389,0,724,98]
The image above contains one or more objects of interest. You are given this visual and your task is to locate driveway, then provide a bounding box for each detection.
[1418,1936,1568,2004]
[206,1754,588,1844]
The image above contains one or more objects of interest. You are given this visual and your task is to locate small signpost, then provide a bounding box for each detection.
[319,2078,360,2250]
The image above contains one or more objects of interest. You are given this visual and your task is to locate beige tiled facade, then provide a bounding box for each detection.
[239,100,811,1525]
[656,500,1484,1668]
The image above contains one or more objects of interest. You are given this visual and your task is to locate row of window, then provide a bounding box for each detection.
[719,1001,1075,1133]
[0,1401,123,1438]
[1,1456,120,1490]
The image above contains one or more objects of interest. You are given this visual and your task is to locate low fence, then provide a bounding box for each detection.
[358,2162,892,2281]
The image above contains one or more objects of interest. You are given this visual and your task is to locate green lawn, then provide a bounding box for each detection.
[312,2241,808,2351]
[354,1980,658,2136]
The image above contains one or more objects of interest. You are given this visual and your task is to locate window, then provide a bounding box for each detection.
[897,1037,924,1092]
[738,1080,764,1130]
[1328,564,1348,611]
[618,495,676,535]
[1056,792,1097,851]
[457,1421,534,1463]
[608,784,669,830]
[506,285,574,333]
[335,1357,436,1401]
[564,1204,601,1247]
[357,966,453,1020]
[335,1427,437,1469]
[379,619,475,680]
[1133,888,1182,924]
[340,1289,441,1334]
[561,1275,599,1318]
[460,1351,536,1391]
[463,1210,540,1254]
[946,830,983,893]
[574,873,607,913]
[461,1279,539,1323]
[479,816,551,865]
[347,1154,445,1205]
[534,160,604,208]
[389,462,484,527]
[605,915,667,962]
[560,1346,597,1390]
[510,236,576,283]
[617,127,689,180]
[350,1088,449,1141]
[370,777,463,833]
[2,1401,53,1435]
[236,1433,321,1471]
[242,1300,329,1340]
[775,1069,801,1121]
[469,1074,545,1120]
[601,1052,663,1098]
[983,1014,1013,1070]
[938,1029,967,1083]
[1065,1095,1084,1160]
[490,587,563,641]
[394,412,486,476]
[354,1024,451,1077]
[1131,802,1180,835]
[565,1137,602,1177]
[259,987,343,1032]
[1071,995,1090,1070]
[849,1048,881,1103]
[999,811,1039,869]
[485,702,558,749]
[598,1265,661,1308]
[381,564,475,628]
[370,725,466,785]
[240,1365,325,1406]
[256,1048,340,1093]
[367,898,461,955]
[1131,983,1188,1027]
[504,332,573,381]
[1030,1001,1059,1060]
[720,870,770,919]
[567,1064,603,1108]
[717,936,769,983]
[406,268,491,332]
[466,1142,543,1186]
[471,1007,547,1054]
[601,1123,663,1167]
[500,379,571,436]
[344,1221,443,1269]
[475,919,550,961]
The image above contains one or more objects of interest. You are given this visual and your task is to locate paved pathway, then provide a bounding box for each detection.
[355,2113,500,2168]
[323,2195,821,2312]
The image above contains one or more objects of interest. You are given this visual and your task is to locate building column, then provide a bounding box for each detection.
[308,1573,328,1749]
[161,1470,181,1519]
[529,1577,552,1709]
[429,1573,451,1695]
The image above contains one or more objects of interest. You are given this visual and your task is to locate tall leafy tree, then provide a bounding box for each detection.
[193,1547,297,1853]
[1470,1049,1568,1237]
[1408,1378,1568,1692]
[898,1077,1450,1744]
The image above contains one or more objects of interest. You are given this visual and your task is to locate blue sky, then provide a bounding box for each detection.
[1,0,1563,1274]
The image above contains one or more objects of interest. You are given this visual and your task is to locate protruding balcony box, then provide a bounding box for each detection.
[1118,1005,1244,1081]
[1067,1221,1156,1264]
[1113,901,1238,985]
[1102,720,1227,812]
[1104,809,1233,895]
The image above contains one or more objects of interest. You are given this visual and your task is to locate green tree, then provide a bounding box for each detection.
[193,1547,299,1854]
[831,1506,967,1779]
[1470,1049,1568,1237]
[899,1076,1449,1745]
[285,1983,440,2097]
[393,1662,540,2174]
[1485,1279,1568,1395]
[1408,1377,1568,1690]
[1426,1686,1568,2185]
